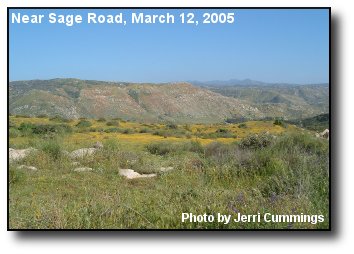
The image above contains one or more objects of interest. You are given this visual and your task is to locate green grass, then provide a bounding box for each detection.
[9,129,329,229]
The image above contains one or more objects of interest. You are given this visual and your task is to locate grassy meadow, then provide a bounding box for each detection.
[9,115,329,229]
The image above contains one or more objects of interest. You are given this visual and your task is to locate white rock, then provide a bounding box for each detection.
[93,141,104,149]
[9,148,38,162]
[139,173,157,178]
[320,129,329,140]
[17,165,38,171]
[69,148,97,159]
[73,167,93,172]
[119,169,156,179]
[160,166,174,172]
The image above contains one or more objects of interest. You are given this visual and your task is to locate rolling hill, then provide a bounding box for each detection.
[9,78,329,123]
[202,82,329,120]
[9,79,263,123]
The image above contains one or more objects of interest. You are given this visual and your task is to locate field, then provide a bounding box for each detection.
[9,116,329,229]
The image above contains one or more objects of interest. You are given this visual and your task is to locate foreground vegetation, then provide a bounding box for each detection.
[9,116,329,229]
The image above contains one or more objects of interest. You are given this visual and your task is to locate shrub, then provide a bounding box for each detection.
[146,141,203,155]
[106,121,119,127]
[76,120,92,128]
[41,140,63,160]
[9,128,20,138]
[238,123,247,129]
[146,142,173,155]
[273,118,287,127]
[166,123,178,129]
[122,129,133,134]
[32,124,72,135]
[18,122,36,132]
[97,118,106,122]
[103,139,120,152]
[49,116,71,123]
[9,168,26,184]
[239,133,273,150]
[204,142,229,157]
[225,117,248,124]
[104,128,120,133]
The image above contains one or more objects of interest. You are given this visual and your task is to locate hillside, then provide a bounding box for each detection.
[9,78,329,123]
[9,79,263,123]
[204,83,329,119]
[287,113,329,132]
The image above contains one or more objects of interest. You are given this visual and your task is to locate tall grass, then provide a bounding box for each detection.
[9,130,329,229]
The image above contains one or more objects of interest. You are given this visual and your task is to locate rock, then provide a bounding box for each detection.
[139,173,157,178]
[119,169,157,179]
[9,148,38,162]
[73,167,93,172]
[320,129,329,140]
[62,150,70,156]
[69,148,97,159]
[71,161,80,166]
[93,141,104,149]
[160,166,174,172]
[17,165,38,171]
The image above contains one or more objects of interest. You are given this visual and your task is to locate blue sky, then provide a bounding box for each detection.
[9,9,329,84]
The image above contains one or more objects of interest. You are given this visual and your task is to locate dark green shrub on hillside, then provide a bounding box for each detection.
[146,141,203,156]
[198,129,235,139]
[76,120,92,128]
[225,117,248,124]
[104,128,120,133]
[106,121,119,127]
[146,142,173,155]
[97,118,106,122]
[18,122,36,132]
[32,124,72,135]
[49,116,71,123]
[166,123,178,129]
[273,118,287,127]
[239,133,273,150]
[238,123,247,129]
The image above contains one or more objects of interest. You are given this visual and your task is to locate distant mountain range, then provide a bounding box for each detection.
[189,78,329,87]
[9,78,329,123]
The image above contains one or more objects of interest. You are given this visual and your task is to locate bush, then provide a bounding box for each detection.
[97,118,106,122]
[239,133,273,150]
[49,116,71,123]
[32,124,72,135]
[146,141,203,155]
[198,129,235,139]
[122,129,133,134]
[139,128,149,133]
[76,120,92,128]
[106,121,119,127]
[9,128,20,138]
[104,128,120,133]
[18,122,36,132]
[238,123,247,129]
[166,123,178,129]
[204,142,229,157]
[41,140,63,160]
[103,139,120,152]
[273,118,287,127]
[9,168,26,184]
[146,142,173,155]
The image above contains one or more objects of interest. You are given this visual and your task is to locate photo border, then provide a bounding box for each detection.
[7,6,332,232]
